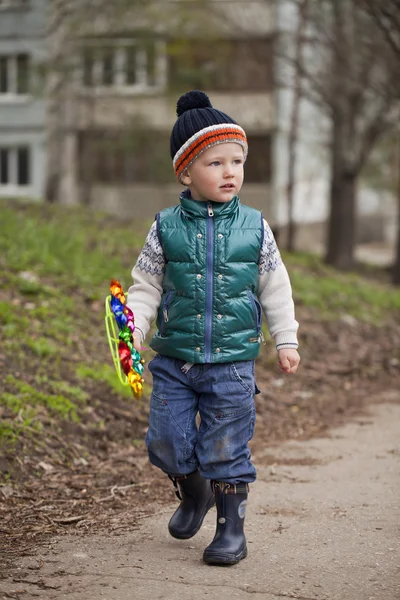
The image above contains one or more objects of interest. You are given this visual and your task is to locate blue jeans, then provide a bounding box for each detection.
[146,355,258,484]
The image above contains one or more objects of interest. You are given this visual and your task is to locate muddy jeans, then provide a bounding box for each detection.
[146,354,259,484]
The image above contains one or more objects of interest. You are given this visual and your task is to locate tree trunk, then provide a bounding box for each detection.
[325,103,358,271]
[44,2,68,204]
[44,56,64,204]
[286,0,308,252]
[393,211,400,285]
[392,135,400,285]
[325,169,357,270]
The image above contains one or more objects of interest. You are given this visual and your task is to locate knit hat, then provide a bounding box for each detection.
[170,90,248,182]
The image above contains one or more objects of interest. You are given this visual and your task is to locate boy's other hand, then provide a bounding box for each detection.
[277,348,300,374]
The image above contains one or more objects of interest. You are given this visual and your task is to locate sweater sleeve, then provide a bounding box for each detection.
[258,219,299,349]
[126,221,165,342]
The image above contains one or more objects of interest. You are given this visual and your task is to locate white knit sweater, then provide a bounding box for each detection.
[127,219,299,351]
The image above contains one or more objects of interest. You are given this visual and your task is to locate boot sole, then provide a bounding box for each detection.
[203,546,248,566]
[169,495,215,540]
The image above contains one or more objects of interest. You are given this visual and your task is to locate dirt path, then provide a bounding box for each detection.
[1,401,399,600]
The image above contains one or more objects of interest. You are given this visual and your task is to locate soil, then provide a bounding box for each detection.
[1,305,400,581]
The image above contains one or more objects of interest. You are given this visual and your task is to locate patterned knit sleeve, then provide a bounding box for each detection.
[259,220,282,275]
[136,221,165,276]
[258,219,299,349]
[126,222,165,342]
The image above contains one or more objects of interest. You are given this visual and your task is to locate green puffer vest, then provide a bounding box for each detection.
[150,194,264,363]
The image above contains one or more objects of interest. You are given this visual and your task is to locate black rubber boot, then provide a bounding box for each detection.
[203,481,249,566]
[168,470,215,539]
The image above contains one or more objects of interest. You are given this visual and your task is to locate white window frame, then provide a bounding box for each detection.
[80,39,167,94]
[0,146,32,196]
[0,53,30,100]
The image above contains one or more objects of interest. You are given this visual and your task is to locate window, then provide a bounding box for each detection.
[0,58,7,93]
[0,54,30,95]
[168,38,274,92]
[0,149,8,184]
[0,147,31,186]
[82,48,94,87]
[102,47,114,86]
[17,147,30,185]
[245,135,272,183]
[78,130,173,184]
[16,54,29,94]
[81,41,164,90]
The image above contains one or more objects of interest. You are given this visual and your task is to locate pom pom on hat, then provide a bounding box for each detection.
[176,90,213,117]
[170,89,248,182]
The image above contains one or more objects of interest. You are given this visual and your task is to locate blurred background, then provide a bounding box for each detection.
[1,0,399,277]
[1,0,400,558]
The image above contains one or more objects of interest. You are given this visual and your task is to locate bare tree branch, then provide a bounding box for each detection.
[360,0,400,57]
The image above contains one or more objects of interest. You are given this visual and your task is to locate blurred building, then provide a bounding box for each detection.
[51,0,397,253]
[1,0,395,256]
[0,0,47,200]
[58,1,276,223]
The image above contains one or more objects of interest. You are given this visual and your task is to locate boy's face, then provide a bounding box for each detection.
[181,143,244,203]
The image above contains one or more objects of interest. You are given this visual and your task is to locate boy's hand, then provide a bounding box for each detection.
[277,348,300,374]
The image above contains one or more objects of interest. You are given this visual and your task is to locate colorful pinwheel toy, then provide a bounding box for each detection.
[105,279,145,399]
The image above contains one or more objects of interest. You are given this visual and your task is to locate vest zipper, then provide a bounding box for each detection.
[205,203,214,362]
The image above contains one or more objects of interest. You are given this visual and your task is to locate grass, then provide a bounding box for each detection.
[0,202,150,290]
[3,375,80,421]
[283,251,400,323]
[75,362,134,398]
[0,198,399,457]
[0,200,152,458]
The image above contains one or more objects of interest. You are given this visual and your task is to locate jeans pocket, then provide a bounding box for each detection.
[251,361,261,394]
[148,390,187,439]
[231,361,255,397]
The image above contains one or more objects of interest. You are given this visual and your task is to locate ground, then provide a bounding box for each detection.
[1,398,399,599]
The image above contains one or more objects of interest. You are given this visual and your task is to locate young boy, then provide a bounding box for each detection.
[127,90,300,566]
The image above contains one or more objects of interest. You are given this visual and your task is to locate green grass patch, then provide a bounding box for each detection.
[75,362,135,398]
[26,336,60,358]
[0,301,30,328]
[33,376,89,403]
[284,252,400,322]
[0,422,20,445]
[0,202,150,289]
[17,278,45,296]
[2,375,80,421]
